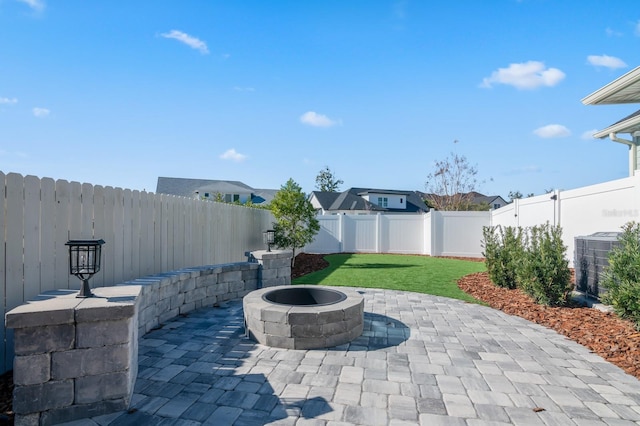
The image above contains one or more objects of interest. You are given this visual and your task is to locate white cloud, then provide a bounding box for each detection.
[32,107,50,117]
[606,27,623,37]
[587,55,627,69]
[0,97,18,105]
[581,129,599,140]
[161,30,209,54]
[17,0,45,12]
[300,111,339,127]
[219,148,247,162]
[480,61,565,90]
[533,124,571,138]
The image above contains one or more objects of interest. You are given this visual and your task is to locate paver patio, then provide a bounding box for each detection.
[81,287,640,425]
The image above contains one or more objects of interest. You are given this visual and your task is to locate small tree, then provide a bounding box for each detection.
[516,223,572,306]
[482,225,523,289]
[270,178,320,266]
[601,222,640,330]
[315,166,344,192]
[425,152,482,211]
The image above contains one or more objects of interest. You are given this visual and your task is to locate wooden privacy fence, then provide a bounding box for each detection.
[0,172,274,373]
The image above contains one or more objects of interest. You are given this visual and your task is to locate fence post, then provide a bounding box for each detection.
[376,213,381,253]
[339,214,344,253]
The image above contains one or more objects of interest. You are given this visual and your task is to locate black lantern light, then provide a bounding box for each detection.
[263,230,275,252]
[65,239,105,298]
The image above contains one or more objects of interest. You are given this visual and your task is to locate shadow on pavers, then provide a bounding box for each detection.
[106,302,334,426]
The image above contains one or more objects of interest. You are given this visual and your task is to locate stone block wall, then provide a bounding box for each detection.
[5,250,292,425]
[6,286,139,426]
[247,249,292,287]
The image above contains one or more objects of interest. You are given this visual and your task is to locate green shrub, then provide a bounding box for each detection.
[601,222,640,330]
[482,225,522,289]
[516,223,572,306]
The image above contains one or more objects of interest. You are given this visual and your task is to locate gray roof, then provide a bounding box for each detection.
[312,191,384,212]
[332,192,384,211]
[348,187,429,213]
[312,188,429,213]
[467,192,507,206]
[156,177,276,204]
[311,191,341,209]
[250,188,279,204]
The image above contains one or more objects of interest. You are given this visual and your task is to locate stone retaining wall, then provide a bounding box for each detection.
[5,250,292,425]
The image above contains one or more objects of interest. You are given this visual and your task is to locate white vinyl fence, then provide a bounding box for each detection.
[0,171,273,373]
[305,211,491,258]
[306,174,640,270]
[491,174,640,268]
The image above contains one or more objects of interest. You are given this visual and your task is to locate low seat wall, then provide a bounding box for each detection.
[5,250,292,425]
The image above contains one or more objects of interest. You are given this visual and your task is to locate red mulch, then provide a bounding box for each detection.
[292,252,330,279]
[294,253,640,381]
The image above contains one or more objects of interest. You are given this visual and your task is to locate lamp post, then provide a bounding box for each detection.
[65,239,105,298]
[263,230,275,252]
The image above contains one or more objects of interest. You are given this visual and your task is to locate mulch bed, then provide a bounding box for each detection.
[292,252,330,279]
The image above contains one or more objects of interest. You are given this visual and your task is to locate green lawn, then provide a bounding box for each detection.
[293,253,487,304]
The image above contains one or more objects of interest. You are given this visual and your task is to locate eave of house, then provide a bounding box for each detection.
[582,66,640,105]
[593,109,640,139]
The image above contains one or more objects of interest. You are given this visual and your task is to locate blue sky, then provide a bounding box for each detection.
[1,0,639,199]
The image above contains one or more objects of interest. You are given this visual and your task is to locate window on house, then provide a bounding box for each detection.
[204,193,210,198]
[224,194,232,202]
[233,194,240,202]
[494,203,500,209]
[377,197,388,207]
[400,198,403,204]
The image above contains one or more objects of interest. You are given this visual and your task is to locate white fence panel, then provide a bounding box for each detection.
[514,194,557,228]
[308,212,488,258]
[490,175,640,267]
[381,214,425,254]
[344,215,377,252]
[491,202,517,228]
[423,213,433,256]
[437,211,490,258]
[559,176,640,267]
[305,216,342,253]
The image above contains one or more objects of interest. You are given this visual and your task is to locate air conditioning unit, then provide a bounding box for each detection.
[574,232,621,299]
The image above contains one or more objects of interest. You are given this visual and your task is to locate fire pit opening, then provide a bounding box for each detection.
[263,287,347,306]
[243,285,364,350]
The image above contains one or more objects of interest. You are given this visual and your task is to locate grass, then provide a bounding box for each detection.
[293,253,487,304]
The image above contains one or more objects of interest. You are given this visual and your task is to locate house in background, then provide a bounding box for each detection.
[156,177,278,205]
[310,187,430,215]
[468,192,509,210]
[582,65,640,177]
[418,191,508,210]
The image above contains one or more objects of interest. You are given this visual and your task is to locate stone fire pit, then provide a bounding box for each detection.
[243,285,364,349]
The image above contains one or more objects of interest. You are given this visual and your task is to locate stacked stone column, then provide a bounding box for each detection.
[247,249,292,287]
[6,286,139,425]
